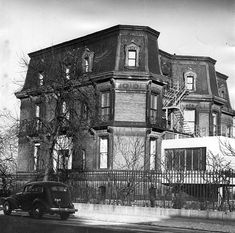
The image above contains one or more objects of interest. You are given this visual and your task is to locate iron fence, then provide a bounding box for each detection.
[2,169,235,211]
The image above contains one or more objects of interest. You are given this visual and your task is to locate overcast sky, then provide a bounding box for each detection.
[1,0,235,117]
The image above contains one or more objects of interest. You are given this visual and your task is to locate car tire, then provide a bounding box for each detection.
[60,212,70,220]
[31,203,43,219]
[3,201,12,215]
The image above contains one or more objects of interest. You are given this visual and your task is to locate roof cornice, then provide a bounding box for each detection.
[29,25,160,58]
[159,49,216,64]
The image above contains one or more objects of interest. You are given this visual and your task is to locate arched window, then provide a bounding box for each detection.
[219,84,226,99]
[125,42,140,68]
[184,71,197,91]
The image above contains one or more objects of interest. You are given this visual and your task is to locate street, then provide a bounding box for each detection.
[0,211,221,233]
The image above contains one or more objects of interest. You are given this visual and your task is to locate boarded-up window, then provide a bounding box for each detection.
[115,92,145,122]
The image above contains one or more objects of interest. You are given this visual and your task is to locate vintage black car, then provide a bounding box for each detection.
[1,181,77,220]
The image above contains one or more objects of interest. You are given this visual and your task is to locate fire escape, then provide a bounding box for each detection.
[162,82,198,137]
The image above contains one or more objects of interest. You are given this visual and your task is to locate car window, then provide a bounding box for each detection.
[51,186,68,192]
[31,185,44,193]
[23,185,33,193]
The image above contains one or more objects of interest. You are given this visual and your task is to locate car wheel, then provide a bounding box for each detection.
[3,201,12,215]
[31,203,43,219]
[60,212,70,220]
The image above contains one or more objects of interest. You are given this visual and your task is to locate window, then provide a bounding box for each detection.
[81,103,88,120]
[35,105,41,130]
[61,101,70,120]
[84,57,89,72]
[184,110,195,133]
[219,85,226,99]
[125,42,140,68]
[101,92,110,121]
[212,113,218,136]
[165,147,206,171]
[65,66,70,80]
[99,137,108,169]
[82,48,94,73]
[128,50,136,66]
[31,185,43,193]
[82,150,86,170]
[39,72,44,86]
[150,138,157,170]
[57,149,70,170]
[36,105,40,118]
[54,136,72,170]
[150,93,158,123]
[34,143,40,170]
[184,71,196,91]
[186,76,194,90]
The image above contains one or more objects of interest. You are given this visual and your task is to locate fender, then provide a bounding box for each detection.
[32,198,49,211]
[2,197,19,209]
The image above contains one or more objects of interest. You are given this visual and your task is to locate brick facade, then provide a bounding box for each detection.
[15,25,235,173]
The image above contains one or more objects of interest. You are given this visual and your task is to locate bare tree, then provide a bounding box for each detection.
[0,110,19,195]
[204,139,235,212]
[113,134,145,170]
[20,49,97,181]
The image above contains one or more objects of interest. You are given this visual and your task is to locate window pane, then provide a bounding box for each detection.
[165,150,172,170]
[128,59,136,66]
[173,150,180,170]
[187,77,193,84]
[179,149,185,170]
[192,149,199,170]
[186,149,192,170]
[128,51,136,59]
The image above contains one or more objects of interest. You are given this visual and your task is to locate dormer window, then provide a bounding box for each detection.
[84,57,89,72]
[125,42,140,68]
[65,66,70,80]
[184,71,196,91]
[82,48,94,73]
[219,84,226,99]
[39,72,44,86]
[128,50,137,66]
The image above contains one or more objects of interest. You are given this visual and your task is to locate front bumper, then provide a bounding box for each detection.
[50,207,78,213]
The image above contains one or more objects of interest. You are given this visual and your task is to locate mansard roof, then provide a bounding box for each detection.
[28,25,160,58]
[159,49,216,64]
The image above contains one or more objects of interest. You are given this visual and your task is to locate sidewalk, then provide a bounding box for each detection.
[75,213,235,233]
[74,204,235,233]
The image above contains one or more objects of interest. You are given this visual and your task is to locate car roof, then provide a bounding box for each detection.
[25,181,67,187]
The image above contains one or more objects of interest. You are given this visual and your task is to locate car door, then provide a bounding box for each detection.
[15,184,33,210]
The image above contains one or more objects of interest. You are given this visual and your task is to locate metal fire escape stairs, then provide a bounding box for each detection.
[162,82,198,137]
